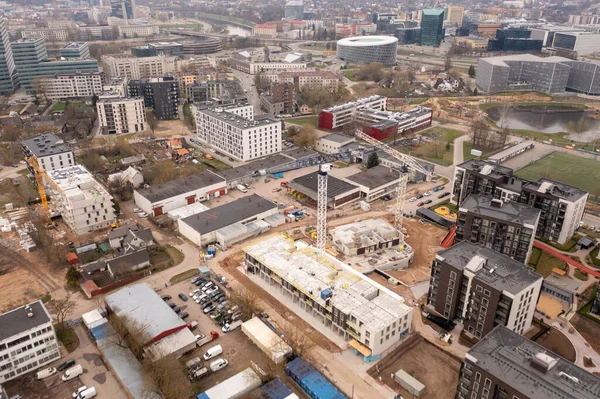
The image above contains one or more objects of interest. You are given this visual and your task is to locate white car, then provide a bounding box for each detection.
[409,197,418,202]
[133,208,143,213]
[423,191,432,197]
[136,212,148,218]
[72,386,88,398]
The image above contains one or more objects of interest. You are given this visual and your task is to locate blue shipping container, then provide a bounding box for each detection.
[285,358,347,399]
[262,377,294,399]
[196,393,210,399]
[90,323,112,341]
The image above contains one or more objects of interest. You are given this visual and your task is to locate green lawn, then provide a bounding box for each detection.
[285,116,318,127]
[409,98,429,105]
[479,102,588,112]
[52,102,83,112]
[55,327,80,353]
[529,251,568,278]
[169,268,199,284]
[395,127,465,166]
[515,152,600,196]
[462,141,501,161]
[589,247,600,268]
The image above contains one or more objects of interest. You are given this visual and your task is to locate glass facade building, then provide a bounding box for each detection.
[420,9,445,47]
[337,36,398,66]
[0,17,17,94]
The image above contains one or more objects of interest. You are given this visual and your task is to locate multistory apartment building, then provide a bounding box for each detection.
[260,82,295,115]
[22,28,70,42]
[427,241,543,339]
[0,17,17,94]
[267,71,340,92]
[111,0,135,20]
[118,25,159,38]
[97,96,146,134]
[456,325,600,399]
[456,195,540,264]
[318,95,387,131]
[196,104,280,161]
[420,9,445,46]
[0,301,60,384]
[244,234,412,356]
[103,76,128,96]
[101,54,177,80]
[446,5,464,26]
[60,42,90,59]
[452,160,588,244]
[127,76,179,120]
[21,132,75,172]
[37,72,104,100]
[46,165,116,234]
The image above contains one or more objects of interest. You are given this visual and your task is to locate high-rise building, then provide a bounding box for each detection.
[97,96,147,134]
[420,9,445,46]
[0,16,17,94]
[284,0,304,20]
[446,5,464,26]
[111,0,135,20]
[128,76,180,120]
[60,42,90,59]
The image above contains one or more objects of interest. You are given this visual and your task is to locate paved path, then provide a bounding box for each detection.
[533,241,600,278]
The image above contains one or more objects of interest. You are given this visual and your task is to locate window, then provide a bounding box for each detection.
[475,372,481,382]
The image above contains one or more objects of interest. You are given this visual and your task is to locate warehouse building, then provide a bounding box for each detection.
[315,133,355,154]
[105,283,196,361]
[178,194,279,247]
[133,171,226,216]
[244,234,412,356]
[287,170,361,209]
[241,317,292,364]
[343,165,401,202]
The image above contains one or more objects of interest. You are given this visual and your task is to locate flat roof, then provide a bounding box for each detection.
[180,194,277,235]
[216,153,294,181]
[523,177,588,202]
[467,325,600,399]
[489,141,534,162]
[61,42,87,49]
[345,165,401,189]
[196,106,277,129]
[290,171,359,199]
[322,95,385,114]
[321,133,354,144]
[22,132,72,158]
[457,159,513,179]
[338,36,398,46]
[0,301,51,341]
[460,194,541,226]
[135,171,225,203]
[422,9,445,15]
[47,165,112,201]
[544,274,582,294]
[437,241,542,294]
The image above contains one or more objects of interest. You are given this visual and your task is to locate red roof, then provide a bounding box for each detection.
[66,252,79,264]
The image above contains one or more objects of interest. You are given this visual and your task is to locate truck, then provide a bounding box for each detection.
[272,172,284,179]
[221,320,243,333]
[196,330,219,347]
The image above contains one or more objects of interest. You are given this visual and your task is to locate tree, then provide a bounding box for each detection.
[108,175,132,201]
[293,125,317,148]
[353,62,385,82]
[28,214,67,269]
[143,160,178,185]
[473,87,478,96]
[230,287,263,321]
[79,149,106,172]
[108,313,150,359]
[468,65,476,78]
[444,52,452,72]
[469,119,494,150]
[279,323,315,358]
[66,266,81,288]
[146,110,158,133]
[366,152,380,168]
[48,294,76,333]
[287,125,300,137]
[142,356,189,399]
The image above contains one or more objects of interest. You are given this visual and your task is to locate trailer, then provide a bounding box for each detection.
[285,357,347,399]
[196,331,219,347]
[241,317,292,364]
[196,367,261,399]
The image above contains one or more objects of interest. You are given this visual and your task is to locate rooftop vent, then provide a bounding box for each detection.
[559,372,580,384]
[490,199,503,208]
[25,305,33,318]
[530,352,558,373]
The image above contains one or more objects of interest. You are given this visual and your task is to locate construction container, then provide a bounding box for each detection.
[320,288,332,301]
[285,357,347,399]
[89,322,112,341]
[241,317,292,364]
[196,367,261,399]
[207,245,217,256]
[261,377,299,399]
[273,173,284,179]
[394,369,425,397]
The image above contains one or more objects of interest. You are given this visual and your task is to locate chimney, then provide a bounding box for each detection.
[490,199,503,208]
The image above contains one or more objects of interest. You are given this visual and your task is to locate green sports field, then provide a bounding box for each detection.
[515,152,600,195]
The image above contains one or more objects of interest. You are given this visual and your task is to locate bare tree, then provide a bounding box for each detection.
[279,322,315,358]
[293,125,317,148]
[142,356,190,399]
[230,287,263,321]
[47,293,77,333]
[28,214,67,269]
[146,110,158,134]
[108,313,150,359]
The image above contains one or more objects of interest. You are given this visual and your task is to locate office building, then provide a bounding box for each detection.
[420,10,445,46]
[11,38,99,92]
[196,104,281,161]
[36,72,104,100]
[446,5,464,26]
[395,27,421,44]
[118,25,159,38]
[181,39,223,55]
[111,0,135,20]
[253,24,277,39]
[284,0,304,20]
[260,82,295,115]
[230,51,313,74]
[318,95,387,131]
[128,76,179,120]
[336,36,398,66]
[22,132,75,172]
[0,17,17,94]
[46,165,116,234]
[22,28,70,42]
[101,54,177,80]
[60,42,90,59]
[456,325,600,399]
[244,234,412,356]
[357,106,433,140]
[427,241,543,338]
[97,96,147,134]
[131,42,184,58]
[103,76,128,96]
[266,70,340,92]
[0,301,60,384]
[456,195,540,263]
[552,31,600,55]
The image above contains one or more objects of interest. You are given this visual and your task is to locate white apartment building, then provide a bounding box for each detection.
[97,97,146,134]
[103,76,128,96]
[267,71,340,92]
[0,301,60,384]
[46,165,116,235]
[196,105,281,161]
[319,95,387,130]
[244,234,412,356]
[118,24,159,38]
[22,28,69,41]
[37,72,104,100]
[101,54,177,79]
[22,132,75,172]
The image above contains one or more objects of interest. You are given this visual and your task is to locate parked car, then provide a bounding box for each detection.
[136,212,148,218]
[76,386,97,399]
[62,364,83,381]
[190,276,201,284]
[167,302,176,308]
[179,312,189,319]
[72,386,87,398]
[417,201,425,206]
[203,304,216,313]
[173,306,181,313]
[195,279,206,286]
[438,191,451,198]
[161,295,172,301]
[205,286,219,296]
[409,197,417,202]
[203,345,223,360]
[209,358,228,372]
[189,289,200,297]
[416,194,424,199]
[423,191,432,196]
[36,367,56,380]
[178,293,188,301]
[133,208,143,213]
[58,359,75,371]
[424,199,433,204]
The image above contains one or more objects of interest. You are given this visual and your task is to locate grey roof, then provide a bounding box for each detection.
[290,171,359,199]
[498,177,523,193]
[467,325,600,399]
[438,241,542,294]
[107,250,150,276]
[108,223,140,240]
[457,159,513,179]
[22,132,72,158]
[345,165,401,189]
[321,133,354,144]
[544,274,582,294]
[196,106,277,128]
[105,283,186,342]
[488,141,535,162]
[180,194,277,235]
[0,301,51,341]
[578,237,595,246]
[523,177,588,202]
[282,147,317,160]
[80,260,107,275]
[135,171,225,203]
[216,153,294,181]
[460,194,541,226]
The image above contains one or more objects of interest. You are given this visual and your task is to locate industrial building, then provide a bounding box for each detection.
[343,165,401,202]
[96,96,147,134]
[287,170,361,209]
[330,218,413,271]
[22,132,75,172]
[197,368,262,399]
[105,283,196,361]
[46,165,116,235]
[336,36,398,66]
[0,301,60,384]
[133,171,226,216]
[318,95,387,131]
[358,106,432,140]
[456,195,540,264]
[427,241,543,339]
[244,234,412,356]
[178,194,280,247]
[452,160,588,245]
[456,325,600,399]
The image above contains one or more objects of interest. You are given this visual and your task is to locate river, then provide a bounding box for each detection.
[488,106,600,142]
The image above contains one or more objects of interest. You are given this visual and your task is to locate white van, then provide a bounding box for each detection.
[36,367,57,380]
[62,364,83,381]
[203,344,223,360]
[77,386,97,399]
[237,184,248,193]
[209,358,228,372]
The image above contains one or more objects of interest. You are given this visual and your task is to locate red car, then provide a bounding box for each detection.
[417,201,425,206]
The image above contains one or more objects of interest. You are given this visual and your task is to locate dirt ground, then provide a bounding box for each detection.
[153,119,191,138]
[0,267,47,313]
[532,328,576,362]
[572,314,600,355]
[403,219,447,268]
[367,334,461,399]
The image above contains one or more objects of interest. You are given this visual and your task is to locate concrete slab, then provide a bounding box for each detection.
[410,281,430,300]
